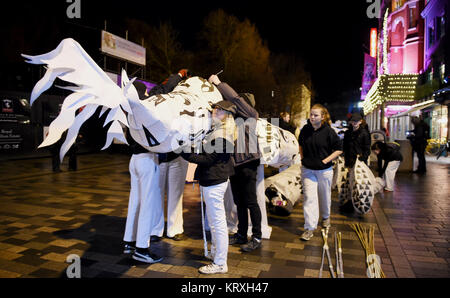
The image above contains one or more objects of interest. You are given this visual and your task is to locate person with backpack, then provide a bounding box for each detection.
[208,74,263,253]
[371,141,403,192]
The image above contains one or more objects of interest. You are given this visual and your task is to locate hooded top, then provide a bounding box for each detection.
[343,123,371,168]
[298,120,343,170]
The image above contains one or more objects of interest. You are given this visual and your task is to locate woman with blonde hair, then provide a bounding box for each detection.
[180,100,237,274]
[298,104,343,241]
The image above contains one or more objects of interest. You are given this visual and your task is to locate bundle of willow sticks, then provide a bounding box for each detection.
[349,223,385,278]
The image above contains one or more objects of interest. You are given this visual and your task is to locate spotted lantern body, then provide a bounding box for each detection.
[256,120,301,168]
[349,159,377,214]
[333,156,351,206]
[264,164,302,216]
[23,38,300,169]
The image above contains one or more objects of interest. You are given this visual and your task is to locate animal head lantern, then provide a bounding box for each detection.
[22,38,223,158]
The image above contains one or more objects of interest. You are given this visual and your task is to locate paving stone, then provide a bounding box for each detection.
[0,152,448,278]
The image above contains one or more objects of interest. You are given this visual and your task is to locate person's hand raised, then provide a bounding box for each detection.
[208,74,221,85]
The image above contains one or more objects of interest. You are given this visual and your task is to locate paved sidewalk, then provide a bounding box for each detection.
[0,152,448,278]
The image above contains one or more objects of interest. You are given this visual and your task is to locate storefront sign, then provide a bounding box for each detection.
[370,28,377,58]
[101,30,146,66]
[361,53,377,100]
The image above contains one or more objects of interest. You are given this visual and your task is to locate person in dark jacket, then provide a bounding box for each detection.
[279,111,296,134]
[298,104,343,241]
[410,116,430,173]
[180,100,237,274]
[208,74,263,253]
[343,112,371,168]
[371,141,403,192]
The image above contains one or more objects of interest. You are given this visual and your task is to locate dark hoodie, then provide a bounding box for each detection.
[375,142,403,177]
[298,121,343,170]
[343,123,371,168]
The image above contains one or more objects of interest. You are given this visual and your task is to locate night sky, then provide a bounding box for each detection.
[4,0,378,107]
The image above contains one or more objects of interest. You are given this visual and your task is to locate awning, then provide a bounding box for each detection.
[390,101,438,118]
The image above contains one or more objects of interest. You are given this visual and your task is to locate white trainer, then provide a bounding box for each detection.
[198,263,228,274]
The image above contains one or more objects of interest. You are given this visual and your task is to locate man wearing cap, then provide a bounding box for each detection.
[343,112,371,168]
[208,74,263,252]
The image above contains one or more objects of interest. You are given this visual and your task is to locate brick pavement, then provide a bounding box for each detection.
[0,151,448,278]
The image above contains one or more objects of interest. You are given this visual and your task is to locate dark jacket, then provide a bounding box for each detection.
[180,126,235,187]
[216,82,260,166]
[298,121,343,170]
[411,121,430,148]
[343,124,371,168]
[147,74,182,97]
[376,142,403,177]
[279,120,296,134]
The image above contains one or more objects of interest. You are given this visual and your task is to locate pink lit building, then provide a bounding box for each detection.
[388,0,425,74]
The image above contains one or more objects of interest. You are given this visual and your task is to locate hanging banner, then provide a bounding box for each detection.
[361,53,377,100]
[101,30,146,66]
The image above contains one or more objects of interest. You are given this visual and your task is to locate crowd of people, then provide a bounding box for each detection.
[119,69,429,274]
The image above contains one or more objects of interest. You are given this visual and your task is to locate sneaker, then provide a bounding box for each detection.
[300,230,314,241]
[123,241,136,254]
[132,249,163,264]
[322,218,331,229]
[198,263,228,274]
[167,233,186,241]
[240,237,261,252]
[150,235,162,242]
[229,233,247,245]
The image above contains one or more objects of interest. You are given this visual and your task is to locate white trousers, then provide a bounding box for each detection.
[123,153,161,248]
[301,166,333,231]
[201,181,229,266]
[152,157,189,238]
[383,160,400,191]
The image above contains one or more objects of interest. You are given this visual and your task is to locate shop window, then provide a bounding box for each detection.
[440,64,446,82]
[409,8,416,28]
[428,26,435,48]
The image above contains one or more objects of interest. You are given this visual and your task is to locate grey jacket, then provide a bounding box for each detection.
[216,82,261,166]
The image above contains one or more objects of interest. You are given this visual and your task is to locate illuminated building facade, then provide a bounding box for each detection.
[362,0,449,143]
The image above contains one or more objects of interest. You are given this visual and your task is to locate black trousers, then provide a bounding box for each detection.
[51,143,78,171]
[414,143,426,172]
[230,159,262,239]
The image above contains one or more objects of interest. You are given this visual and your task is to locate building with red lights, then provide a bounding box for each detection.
[362,0,449,146]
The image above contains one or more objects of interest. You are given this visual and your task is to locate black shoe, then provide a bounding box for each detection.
[132,248,163,264]
[150,235,162,242]
[123,241,136,254]
[240,237,261,252]
[167,233,186,241]
[229,233,247,245]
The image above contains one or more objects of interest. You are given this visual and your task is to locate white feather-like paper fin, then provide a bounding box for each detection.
[23,38,131,158]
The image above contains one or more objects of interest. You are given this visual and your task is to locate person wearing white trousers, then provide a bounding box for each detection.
[298,104,343,241]
[371,141,403,192]
[201,180,230,267]
[383,160,401,191]
[301,167,334,231]
[180,100,237,274]
[123,152,163,263]
[152,155,189,240]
